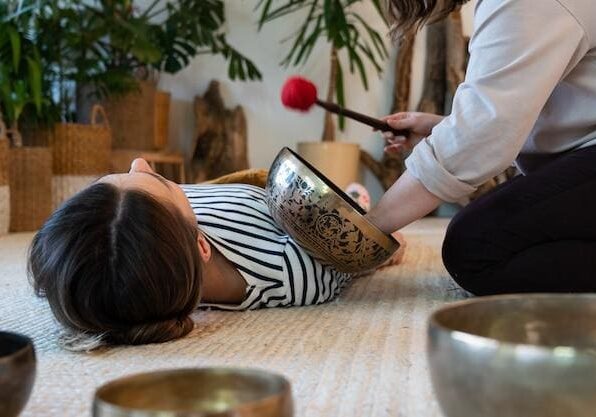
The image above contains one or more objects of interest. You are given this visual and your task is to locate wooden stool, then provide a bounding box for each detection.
[111,149,186,183]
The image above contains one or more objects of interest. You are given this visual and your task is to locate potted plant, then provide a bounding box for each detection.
[256,0,389,188]
[61,0,263,149]
[8,0,262,206]
[0,13,53,232]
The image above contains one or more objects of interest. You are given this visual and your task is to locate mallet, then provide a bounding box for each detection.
[281,76,408,137]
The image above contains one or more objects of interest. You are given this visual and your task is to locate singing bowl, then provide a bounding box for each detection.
[266,147,399,273]
[428,294,596,417]
[93,368,293,417]
[0,332,36,417]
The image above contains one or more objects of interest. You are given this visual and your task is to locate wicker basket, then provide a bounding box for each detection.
[8,129,53,232]
[51,105,112,209]
[103,80,170,150]
[0,120,9,235]
[21,126,54,147]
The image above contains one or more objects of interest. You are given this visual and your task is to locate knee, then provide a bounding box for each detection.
[442,217,469,289]
[441,211,492,296]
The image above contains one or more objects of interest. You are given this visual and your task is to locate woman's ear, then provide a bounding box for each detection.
[197,233,212,262]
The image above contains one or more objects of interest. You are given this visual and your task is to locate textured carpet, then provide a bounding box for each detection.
[0,218,467,417]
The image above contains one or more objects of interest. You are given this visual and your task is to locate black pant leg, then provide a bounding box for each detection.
[442,146,596,295]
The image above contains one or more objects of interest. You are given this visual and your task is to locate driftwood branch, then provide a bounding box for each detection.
[416,19,447,114]
[360,30,416,190]
[445,11,467,113]
[362,12,470,192]
[392,31,416,114]
[192,80,249,182]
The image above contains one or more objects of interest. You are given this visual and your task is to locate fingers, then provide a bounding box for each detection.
[383,134,407,154]
[381,112,409,122]
[384,144,405,154]
[385,114,415,131]
[374,112,409,131]
[383,134,407,143]
[377,245,406,269]
[391,231,406,247]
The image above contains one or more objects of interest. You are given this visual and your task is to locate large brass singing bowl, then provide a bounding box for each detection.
[428,294,596,417]
[93,368,293,417]
[0,332,36,417]
[266,147,399,273]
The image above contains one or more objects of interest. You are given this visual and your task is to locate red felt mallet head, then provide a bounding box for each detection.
[281,76,318,112]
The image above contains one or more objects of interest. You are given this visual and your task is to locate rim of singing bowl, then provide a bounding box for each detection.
[0,331,34,363]
[93,367,292,417]
[429,293,596,356]
[272,147,399,253]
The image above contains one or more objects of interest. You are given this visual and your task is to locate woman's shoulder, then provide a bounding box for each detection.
[477,0,594,41]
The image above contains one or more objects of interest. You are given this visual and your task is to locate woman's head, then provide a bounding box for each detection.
[29,159,208,350]
[387,0,469,39]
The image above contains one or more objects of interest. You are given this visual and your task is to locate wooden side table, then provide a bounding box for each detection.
[111,149,186,183]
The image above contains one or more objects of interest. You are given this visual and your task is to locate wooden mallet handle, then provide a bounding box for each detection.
[316,99,408,137]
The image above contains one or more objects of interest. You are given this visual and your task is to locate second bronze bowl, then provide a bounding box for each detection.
[93,367,293,417]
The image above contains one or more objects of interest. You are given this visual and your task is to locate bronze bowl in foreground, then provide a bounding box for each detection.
[93,367,293,417]
[266,147,399,273]
[428,294,596,417]
[0,331,36,417]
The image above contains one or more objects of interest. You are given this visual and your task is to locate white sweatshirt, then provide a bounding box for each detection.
[405,0,596,202]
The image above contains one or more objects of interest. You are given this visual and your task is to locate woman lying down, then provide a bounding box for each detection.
[29,158,405,351]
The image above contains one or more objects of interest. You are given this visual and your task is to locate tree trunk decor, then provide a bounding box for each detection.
[361,10,515,200]
[359,28,417,190]
[192,81,248,183]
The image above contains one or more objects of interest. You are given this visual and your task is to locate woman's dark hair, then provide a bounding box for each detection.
[387,0,469,39]
[28,182,202,351]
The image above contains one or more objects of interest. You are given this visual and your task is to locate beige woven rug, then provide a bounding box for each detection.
[0,218,467,417]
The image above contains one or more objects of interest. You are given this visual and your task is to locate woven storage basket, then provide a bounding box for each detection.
[21,125,54,147]
[0,120,9,235]
[51,105,112,209]
[104,80,170,150]
[8,129,53,232]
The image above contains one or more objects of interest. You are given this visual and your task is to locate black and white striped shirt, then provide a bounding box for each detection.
[182,184,352,310]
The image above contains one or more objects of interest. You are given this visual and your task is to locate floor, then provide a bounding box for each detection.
[0,218,467,417]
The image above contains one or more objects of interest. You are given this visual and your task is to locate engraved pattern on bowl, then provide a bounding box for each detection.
[265,147,399,273]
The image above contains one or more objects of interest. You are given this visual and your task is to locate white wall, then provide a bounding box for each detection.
[156,0,476,201]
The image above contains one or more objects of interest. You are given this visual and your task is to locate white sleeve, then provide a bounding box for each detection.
[405,0,587,202]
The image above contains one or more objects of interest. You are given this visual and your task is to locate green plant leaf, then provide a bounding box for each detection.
[7,25,21,71]
[350,12,388,59]
[258,0,389,111]
[26,54,42,112]
[349,44,368,90]
[371,0,388,24]
[255,0,274,30]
